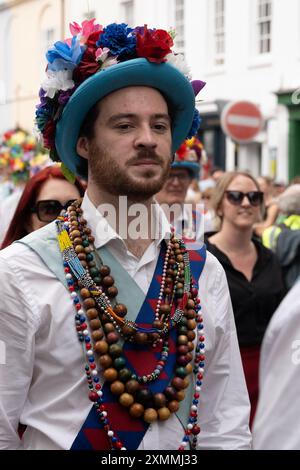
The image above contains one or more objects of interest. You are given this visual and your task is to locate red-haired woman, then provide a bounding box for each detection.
[1,166,86,249]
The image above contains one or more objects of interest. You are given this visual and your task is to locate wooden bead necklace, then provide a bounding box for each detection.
[56,200,205,450]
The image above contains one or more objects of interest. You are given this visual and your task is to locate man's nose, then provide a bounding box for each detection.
[134,125,157,149]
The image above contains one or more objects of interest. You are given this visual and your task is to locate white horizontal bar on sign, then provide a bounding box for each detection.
[227,114,261,128]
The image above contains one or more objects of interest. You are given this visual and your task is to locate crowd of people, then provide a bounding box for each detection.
[0,17,299,451]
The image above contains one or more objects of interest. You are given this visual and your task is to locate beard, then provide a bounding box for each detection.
[88,142,172,201]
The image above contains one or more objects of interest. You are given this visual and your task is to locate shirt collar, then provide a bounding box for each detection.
[81,192,172,251]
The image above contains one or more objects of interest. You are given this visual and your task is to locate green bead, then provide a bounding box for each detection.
[176,367,188,378]
[114,357,126,370]
[176,289,184,298]
[90,267,98,277]
[118,368,132,383]
[86,253,93,262]
[109,344,122,358]
[83,240,90,247]
[178,325,188,334]
[93,277,101,285]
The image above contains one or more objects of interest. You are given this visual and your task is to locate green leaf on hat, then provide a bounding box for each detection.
[61,163,76,184]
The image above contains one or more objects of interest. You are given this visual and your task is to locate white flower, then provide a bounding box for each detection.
[42,70,74,99]
[165,52,192,80]
[101,57,119,69]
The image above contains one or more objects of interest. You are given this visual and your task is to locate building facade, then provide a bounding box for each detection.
[1,0,300,181]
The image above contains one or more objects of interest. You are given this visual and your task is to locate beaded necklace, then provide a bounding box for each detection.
[56,200,205,450]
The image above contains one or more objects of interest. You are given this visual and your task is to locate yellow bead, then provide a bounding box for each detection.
[157,407,171,421]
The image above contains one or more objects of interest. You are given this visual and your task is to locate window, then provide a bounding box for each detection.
[174,0,185,53]
[45,28,54,52]
[214,0,225,65]
[121,1,134,27]
[257,0,272,54]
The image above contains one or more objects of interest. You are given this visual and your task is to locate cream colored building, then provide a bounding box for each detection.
[0,0,179,135]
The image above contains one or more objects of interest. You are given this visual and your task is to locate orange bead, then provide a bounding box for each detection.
[119,393,134,407]
[143,408,158,423]
[175,390,186,401]
[94,340,108,354]
[103,368,118,382]
[90,319,101,330]
[110,380,125,396]
[129,403,144,418]
[168,400,180,413]
[98,354,112,369]
[86,308,98,320]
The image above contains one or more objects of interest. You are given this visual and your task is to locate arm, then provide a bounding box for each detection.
[0,256,37,449]
[197,254,252,449]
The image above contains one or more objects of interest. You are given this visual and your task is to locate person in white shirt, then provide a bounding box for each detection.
[0,19,251,450]
[253,279,300,449]
[156,137,212,242]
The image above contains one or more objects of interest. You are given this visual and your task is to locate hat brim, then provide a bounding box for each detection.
[172,161,200,180]
[55,58,195,177]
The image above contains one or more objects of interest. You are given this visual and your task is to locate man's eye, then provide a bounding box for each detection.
[153,123,169,131]
[116,123,134,130]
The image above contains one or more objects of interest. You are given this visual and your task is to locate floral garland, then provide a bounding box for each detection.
[35,19,202,165]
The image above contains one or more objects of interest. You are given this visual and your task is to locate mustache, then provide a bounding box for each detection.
[127,149,168,166]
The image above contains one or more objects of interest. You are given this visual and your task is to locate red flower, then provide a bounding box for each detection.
[176,143,188,160]
[73,31,102,83]
[43,119,56,149]
[136,26,173,63]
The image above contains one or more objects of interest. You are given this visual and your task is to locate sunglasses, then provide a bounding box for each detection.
[225,191,263,207]
[31,199,77,222]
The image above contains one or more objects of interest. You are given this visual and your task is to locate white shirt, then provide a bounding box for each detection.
[0,193,251,450]
[253,280,300,449]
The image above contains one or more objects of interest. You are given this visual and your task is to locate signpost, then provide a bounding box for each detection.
[221,101,264,143]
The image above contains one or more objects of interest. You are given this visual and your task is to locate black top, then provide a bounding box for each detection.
[205,233,286,346]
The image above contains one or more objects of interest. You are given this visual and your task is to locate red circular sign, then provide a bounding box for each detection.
[221,101,263,143]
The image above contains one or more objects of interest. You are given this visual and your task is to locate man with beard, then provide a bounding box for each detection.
[0,20,251,450]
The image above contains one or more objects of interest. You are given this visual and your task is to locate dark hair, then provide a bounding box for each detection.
[1,166,86,249]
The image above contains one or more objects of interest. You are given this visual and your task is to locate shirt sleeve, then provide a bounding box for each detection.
[253,281,300,449]
[0,256,38,449]
[197,254,252,449]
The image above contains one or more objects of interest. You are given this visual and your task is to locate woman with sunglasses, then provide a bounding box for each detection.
[1,166,86,249]
[204,171,285,428]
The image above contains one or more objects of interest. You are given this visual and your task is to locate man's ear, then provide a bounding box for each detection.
[76,136,90,160]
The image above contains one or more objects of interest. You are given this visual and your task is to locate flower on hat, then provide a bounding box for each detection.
[175,137,204,164]
[136,25,173,63]
[35,19,205,165]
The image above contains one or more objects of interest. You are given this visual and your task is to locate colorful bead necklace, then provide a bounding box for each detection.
[56,200,205,450]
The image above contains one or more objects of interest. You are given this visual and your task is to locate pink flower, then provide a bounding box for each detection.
[69,19,102,43]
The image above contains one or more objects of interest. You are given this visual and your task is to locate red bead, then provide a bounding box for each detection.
[190,411,197,418]
[86,343,91,350]
[76,326,81,331]
[76,303,81,310]
[197,373,203,380]
[194,393,200,399]
[192,425,201,435]
[69,286,75,292]
[191,287,198,297]
[199,355,205,361]
[80,323,87,330]
[199,336,205,342]
[100,405,106,411]
[178,446,184,451]
[114,441,123,449]
[95,384,101,390]
[90,363,96,369]
[89,391,98,402]
[64,267,70,273]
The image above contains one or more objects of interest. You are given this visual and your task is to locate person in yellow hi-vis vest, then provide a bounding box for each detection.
[262,184,300,289]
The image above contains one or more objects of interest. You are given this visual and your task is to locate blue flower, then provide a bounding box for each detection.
[35,97,54,132]
[187,109,201,139]
[46,36,85,72]
[97,23,136,60]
